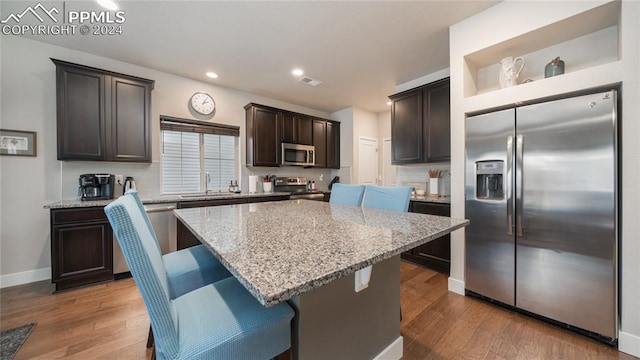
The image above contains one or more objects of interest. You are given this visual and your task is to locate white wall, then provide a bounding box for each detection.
[0,36,332,285]
[449,0,639,356]
[330,106,379,184]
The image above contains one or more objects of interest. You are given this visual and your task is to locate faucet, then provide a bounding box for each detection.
[205,172,211,194]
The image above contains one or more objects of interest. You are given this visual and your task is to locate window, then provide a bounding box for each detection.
[160,116,239,194]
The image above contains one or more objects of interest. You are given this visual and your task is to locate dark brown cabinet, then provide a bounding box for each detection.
[389,78,450,164]
[282,112,313,145]
[401,201,451,274]
[50,207,114,291]
[326,121,340,169]
[176,195,289,249]
[52,59,154,162]
[245,103,340,168]
[312,119,327,168]
[245,104,281,167]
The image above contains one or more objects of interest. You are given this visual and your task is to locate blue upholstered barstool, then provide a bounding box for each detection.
[127,190,232,349]
[127,190,231,298]
[105,193,294,360]
[362,185,412,212]
[329,183,366,206]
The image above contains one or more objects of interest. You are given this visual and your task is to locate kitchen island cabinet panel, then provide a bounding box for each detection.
[402,201,451,274]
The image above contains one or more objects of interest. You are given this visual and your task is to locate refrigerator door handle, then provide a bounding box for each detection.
[506,135,514,235]
[516,134,524,237]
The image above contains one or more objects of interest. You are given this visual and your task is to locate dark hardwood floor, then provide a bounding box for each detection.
[1,261,635,359]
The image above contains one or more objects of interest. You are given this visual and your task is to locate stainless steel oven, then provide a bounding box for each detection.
[274,176,325,201]
[281,143,315,166]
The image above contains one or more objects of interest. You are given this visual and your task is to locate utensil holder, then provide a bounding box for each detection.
[263,181,272,193]
[429,178,439,196]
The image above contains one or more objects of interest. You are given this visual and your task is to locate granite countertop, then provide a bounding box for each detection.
[410,195,451,204]
[43,192,291,209]
[174,200,468,307]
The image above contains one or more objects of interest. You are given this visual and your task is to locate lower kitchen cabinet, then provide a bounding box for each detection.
[401,201,451,274]
[176,195,290,249]
[50,207,114,291]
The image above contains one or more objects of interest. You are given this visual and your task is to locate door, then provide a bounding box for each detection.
[358,137,378,185]
[515,91,617,338]
[382,138,397,186]
[465,108,515,306]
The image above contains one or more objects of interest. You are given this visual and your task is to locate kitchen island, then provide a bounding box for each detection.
[174,199,468,359]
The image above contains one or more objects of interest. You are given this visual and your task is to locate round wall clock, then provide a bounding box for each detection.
[189,92,215,115]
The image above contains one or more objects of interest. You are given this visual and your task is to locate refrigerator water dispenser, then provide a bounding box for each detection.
[476,161,504,200]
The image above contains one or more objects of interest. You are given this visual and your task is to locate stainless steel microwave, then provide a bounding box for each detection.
[281,143,315,166]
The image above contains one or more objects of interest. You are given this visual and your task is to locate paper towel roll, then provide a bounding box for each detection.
[249,175,258,194]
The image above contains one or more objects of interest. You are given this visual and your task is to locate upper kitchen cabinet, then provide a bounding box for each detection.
[389,77,450,164]
[326,121,340,169]
[282,112,313,145]
[312,119,340,169]
[52,59,154,162]
[245,103,281,167]
[245,103,340,168]
[312,119,327,168]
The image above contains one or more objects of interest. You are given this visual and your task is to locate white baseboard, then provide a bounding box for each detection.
[619,330,640,358]
[0,267,50,288]
[448,277,465,295]
[373,336,403,360]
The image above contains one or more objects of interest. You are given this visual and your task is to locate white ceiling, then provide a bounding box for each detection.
[2,1,498,113]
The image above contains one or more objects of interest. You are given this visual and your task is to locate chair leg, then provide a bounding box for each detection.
[146,326,154,348]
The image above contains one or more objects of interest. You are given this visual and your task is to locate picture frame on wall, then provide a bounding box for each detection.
[0,129,37,156]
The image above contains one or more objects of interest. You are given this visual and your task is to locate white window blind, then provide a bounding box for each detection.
[160,116,239,194]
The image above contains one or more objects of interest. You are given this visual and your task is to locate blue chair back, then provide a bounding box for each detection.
[104,194,179,359]
[126,190,160,245]
[362,185,412,212]
[330,184,366,206]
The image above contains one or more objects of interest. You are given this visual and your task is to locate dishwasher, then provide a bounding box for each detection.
[113,202,177,275]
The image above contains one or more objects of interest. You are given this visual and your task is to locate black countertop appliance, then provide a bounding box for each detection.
[78,174,115,201]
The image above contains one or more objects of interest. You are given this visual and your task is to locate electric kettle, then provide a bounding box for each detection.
[123,176,136,194]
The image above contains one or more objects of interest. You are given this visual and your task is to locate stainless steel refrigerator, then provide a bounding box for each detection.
[464,89,618,342]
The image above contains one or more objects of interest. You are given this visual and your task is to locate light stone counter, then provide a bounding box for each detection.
[174,199,468,307]
[410,195,451,204]
[43,192,291,209]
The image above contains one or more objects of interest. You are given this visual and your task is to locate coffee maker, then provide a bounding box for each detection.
[79,174,115,201]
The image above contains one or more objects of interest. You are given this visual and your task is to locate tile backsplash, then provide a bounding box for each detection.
[396,164,451,196]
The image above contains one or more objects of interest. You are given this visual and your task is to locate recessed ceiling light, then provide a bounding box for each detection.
[96,0,118,11]
[386,101,392,106]
[292,68,304,76]
[206,72,219,79]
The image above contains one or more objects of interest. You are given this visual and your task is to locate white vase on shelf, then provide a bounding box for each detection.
[499,56,525,88]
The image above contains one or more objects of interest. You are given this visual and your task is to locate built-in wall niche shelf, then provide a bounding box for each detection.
[463,0,620,98]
